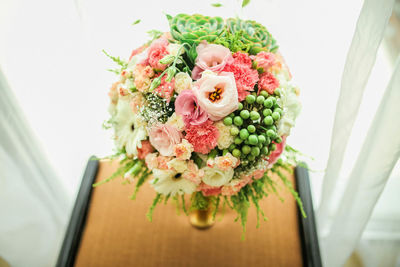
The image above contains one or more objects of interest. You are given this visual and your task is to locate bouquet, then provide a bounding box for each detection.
[99,13,304,232]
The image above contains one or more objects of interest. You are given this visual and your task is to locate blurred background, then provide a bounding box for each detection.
[0,0,399,266]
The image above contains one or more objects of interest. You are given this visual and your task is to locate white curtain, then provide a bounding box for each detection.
[317,0,399,266]
[0,68,70,266]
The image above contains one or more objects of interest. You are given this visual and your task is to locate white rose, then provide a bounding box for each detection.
[166,112,185,132]
[174,72,193,94]
[201,166,234,187]
[167,158,188,173]
[214,121,234,149]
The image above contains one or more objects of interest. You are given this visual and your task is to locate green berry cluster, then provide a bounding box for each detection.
[222,90,283,166]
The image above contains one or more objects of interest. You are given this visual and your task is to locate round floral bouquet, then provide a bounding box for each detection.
[99,13,304,231]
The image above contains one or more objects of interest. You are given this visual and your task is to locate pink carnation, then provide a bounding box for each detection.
[197,183,222,196]
[137,140,154,160]
[147,37,169,71]
[223,52,259,101]
[185,120,219,154]
[232,51,252,67]
[182,161,204,185]
[157,156,172,170]
[258,72,280,95]
[253,51,275,72]
[154,74,175,101]
[268,136,286,165]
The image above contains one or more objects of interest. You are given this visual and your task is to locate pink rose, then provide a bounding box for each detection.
[175,89,208,126]
[148,124,182,156]
[191,41,234,80]
[268,136,286,165]
[147,37,169,71]
[193,72,238,121]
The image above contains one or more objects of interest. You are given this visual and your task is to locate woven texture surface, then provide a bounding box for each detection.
[75,160,303,267]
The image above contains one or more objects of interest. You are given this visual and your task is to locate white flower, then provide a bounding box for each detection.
[201,166,234,187]
[193,71,238,121]
[151,168,197,196]
[167,44,184,57]
[173,139,193,160]
[167,158,188,173]
[214,121,234,149]
[174,72,192,94]
[166,112,185,132]
[207,153,239,171]
[278,84,302,136]
[113,97,147,156]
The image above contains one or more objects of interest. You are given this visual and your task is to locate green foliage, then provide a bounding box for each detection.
[146,193,163,222]
[102,118,113,130]
[211,3,223,7]
[107,68,121,75]
[185,43,198,65]
[132,19,141,25]
[242,0,251,7]
[147,29,164,42]
[230,190,250,239]
[225,18,278,54]
[212,196,220,220]
[181,195,188,215]
[169,14,225,45]
[93,159,136,187]
[191,192,209,210]
[191,153,206,169]
[130,169,151,200]
[214,28,251,53]
[272,162,306,218]
[102,49,128,69]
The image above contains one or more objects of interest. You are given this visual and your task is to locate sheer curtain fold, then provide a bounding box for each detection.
[318,0,398,266]
[0,67,69,267]
[322,57,400,266]
[318,0,395,229]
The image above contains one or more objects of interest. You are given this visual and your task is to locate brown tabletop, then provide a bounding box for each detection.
[57,158,321,267]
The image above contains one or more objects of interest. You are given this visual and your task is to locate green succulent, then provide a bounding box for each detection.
[226,18,278,54]
[169,14,225,45]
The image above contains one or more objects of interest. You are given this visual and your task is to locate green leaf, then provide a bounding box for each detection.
[102,50,127,69]
[166,67,176,82]
[146,193,163,222]
[186,44,198,65]
[242,0,250,7]
[147,29,163,42]
[166,14,173,22]
[149,77,161,92]
[132,19,141,25]
[159,54,175,65]
[211,3,223,7]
